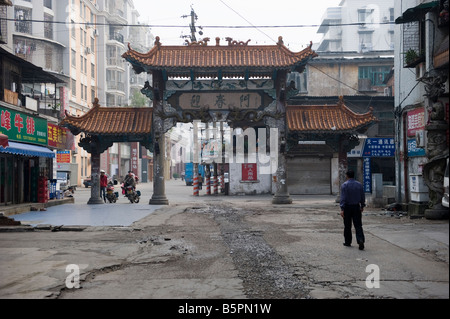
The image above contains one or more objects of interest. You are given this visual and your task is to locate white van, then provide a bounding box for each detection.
[443,157,449,208]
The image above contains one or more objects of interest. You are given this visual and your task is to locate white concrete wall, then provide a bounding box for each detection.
[228,153,274,195]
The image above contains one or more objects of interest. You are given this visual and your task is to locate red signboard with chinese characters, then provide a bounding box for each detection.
[130,142,139,174]
[56,151,71,163]
[47,123,75,150]
[242,163,257,181]
[407,108,425,137]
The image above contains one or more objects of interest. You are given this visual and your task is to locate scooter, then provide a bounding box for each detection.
[122,184,140,204]
[106,180,119,203]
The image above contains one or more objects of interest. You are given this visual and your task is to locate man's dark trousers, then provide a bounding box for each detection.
[343,204,365,245]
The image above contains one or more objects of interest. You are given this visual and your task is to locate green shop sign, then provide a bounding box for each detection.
[0,106,48,146]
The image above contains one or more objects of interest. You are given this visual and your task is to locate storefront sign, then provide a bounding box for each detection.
[0,106,48,146]
[48,123,75,150]
[362,138,395,157]
[57,151,71,163]
[130,142,139,174]
[407,108,425,137]
[242,163,258,182]
[363,157,372,193]
[407,139,426,157]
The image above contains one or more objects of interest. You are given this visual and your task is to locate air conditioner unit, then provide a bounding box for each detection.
[93,29,99,37]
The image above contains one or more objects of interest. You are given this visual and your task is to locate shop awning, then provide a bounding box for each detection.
[0,141,55,158]
[0,133,8,148]
[395,1,439,24]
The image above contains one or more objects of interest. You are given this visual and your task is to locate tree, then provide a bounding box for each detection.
[130,89,150,107]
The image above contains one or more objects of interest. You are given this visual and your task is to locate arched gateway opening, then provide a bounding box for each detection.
[61,36,376,205]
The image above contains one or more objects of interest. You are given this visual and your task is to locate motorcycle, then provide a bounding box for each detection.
[106,181,119,203]
[122,184,140,204]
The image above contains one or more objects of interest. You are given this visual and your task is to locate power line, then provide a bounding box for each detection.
[218,0,277,44]
[1,17,396,29]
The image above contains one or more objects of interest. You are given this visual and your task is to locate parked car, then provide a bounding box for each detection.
[442,157,449,208]
[83,177,92,188]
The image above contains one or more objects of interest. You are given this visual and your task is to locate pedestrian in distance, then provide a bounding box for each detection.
[340,169,366,250]
[198,173,203,190]
[100,170,108,203]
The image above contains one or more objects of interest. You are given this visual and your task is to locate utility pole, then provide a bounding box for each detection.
[181,6,203,42]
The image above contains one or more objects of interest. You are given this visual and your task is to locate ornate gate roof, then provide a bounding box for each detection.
[122,36,318,78]
[60,99,153,136]
[287,98,377,133]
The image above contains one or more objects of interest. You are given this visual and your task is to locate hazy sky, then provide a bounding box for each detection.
[131,0,341,51]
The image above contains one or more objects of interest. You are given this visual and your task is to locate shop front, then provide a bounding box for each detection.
[0,106,54,205]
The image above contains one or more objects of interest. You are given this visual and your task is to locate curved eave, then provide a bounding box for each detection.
[286,104,377,133]
[122,38,318,76]
[60,105,153,136]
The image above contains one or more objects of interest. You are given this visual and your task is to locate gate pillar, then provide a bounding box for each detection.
[149,132,169,205]
[88,151,104,204]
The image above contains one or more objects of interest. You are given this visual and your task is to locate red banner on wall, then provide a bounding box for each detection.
[407,108,425,137]
[47,123,75,150]
[242,163,257,181]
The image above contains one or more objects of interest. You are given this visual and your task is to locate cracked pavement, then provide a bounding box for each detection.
[0,182,448,299]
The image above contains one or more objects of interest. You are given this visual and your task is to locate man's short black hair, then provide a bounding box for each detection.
[346,170,355,178]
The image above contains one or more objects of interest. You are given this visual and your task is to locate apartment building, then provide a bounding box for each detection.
[285,0,395,199]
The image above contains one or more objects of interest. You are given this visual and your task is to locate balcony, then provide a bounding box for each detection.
[109,32,124,44]
[317,7,342,33]
[106,57,125,69]
[106,81,125,93]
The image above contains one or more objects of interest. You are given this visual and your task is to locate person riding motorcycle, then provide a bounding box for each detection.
[123,171,136,192]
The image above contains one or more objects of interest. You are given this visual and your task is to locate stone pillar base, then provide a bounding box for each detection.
[87,197,104,205]
[149,195,169,205]
[272,194,293,204]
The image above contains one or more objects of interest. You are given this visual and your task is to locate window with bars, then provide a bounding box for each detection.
[44,14,53,40]
[402,21,425,67]
[358,66,392,86]
[15,8,32,34]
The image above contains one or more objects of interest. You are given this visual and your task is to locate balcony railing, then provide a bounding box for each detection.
[106,81,125,92]
[107,57,125,69]
[109,32,124,44]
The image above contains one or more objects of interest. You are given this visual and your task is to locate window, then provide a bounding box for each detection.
[71,20,76,38]
[72,79,77,96]
[44,14,53,40]
[91,63,95,78]
[84,57,87,74]
[15,8,32,34]
[80,55,84,73]
[359,33,373,51]
[44,0,52,10]
[358,8,374,24]
[376,111,394,136]
[358,66,391,86]
[71,49,76,67]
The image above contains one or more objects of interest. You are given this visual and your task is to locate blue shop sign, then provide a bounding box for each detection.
[363,157,372,193]
[407,139,426,157]
[362,138,395,157]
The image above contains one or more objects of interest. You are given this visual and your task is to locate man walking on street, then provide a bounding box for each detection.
[340,170,366,250]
